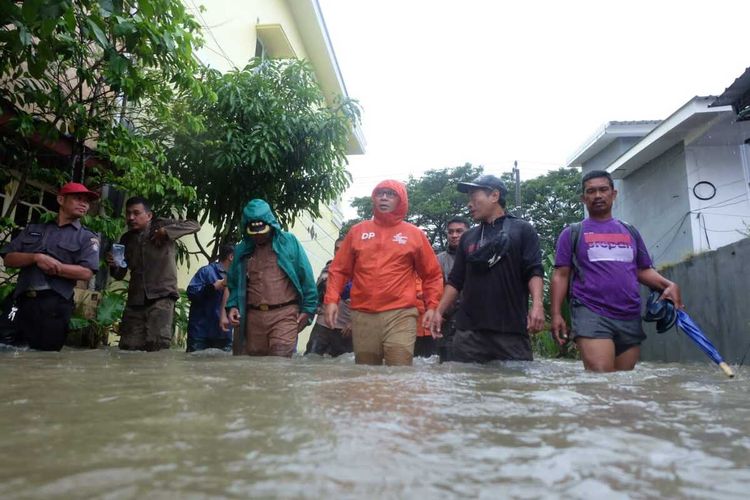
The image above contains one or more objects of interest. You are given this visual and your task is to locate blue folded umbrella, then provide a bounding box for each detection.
[675,310,734,378]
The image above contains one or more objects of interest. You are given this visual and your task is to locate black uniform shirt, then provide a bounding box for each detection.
[447,214,543,334]
[1,219,100,299]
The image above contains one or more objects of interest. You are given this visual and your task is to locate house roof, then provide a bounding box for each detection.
[606,96,734,178]
[710,66,750,111]
[564,120,661,169]
[287,0,366,154]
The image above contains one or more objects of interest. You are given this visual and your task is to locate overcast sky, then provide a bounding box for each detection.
[317,0,750,216]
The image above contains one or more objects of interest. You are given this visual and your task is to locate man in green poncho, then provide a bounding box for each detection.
[226,199,317,356]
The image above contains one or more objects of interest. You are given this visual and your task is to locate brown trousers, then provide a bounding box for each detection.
[351,307,417,366]
[244,304,298,357]
[119,297,175,351]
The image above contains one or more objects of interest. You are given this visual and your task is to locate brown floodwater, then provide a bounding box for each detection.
[0,348,748,499]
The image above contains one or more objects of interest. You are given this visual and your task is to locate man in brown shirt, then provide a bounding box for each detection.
[108,196,200,351]
[244,237,301,355]
[226,199,317,357]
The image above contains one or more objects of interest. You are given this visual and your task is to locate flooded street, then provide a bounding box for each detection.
[0,350,748,499]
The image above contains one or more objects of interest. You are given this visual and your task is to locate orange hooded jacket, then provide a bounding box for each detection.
[324,180,444,313]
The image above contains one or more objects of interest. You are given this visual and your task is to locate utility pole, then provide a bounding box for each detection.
[513,160,521,208]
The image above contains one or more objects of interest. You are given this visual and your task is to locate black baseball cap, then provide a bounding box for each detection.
[457,175,509,196]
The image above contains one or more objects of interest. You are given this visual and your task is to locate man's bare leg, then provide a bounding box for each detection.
[614,346,640,371]
[576,338,616,372]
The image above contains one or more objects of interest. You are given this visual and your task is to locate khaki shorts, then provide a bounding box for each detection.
[351,307,418,366]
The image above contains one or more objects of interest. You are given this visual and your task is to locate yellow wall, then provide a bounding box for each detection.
[177,0,355,348]
[188,0,310,71]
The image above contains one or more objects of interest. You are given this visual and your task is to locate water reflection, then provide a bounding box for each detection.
[0,349,748,498]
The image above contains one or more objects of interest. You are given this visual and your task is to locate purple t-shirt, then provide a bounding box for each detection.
[555,218,652,320]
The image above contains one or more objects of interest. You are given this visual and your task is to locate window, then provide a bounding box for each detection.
[2,179,56,240]
[255,37,267,60]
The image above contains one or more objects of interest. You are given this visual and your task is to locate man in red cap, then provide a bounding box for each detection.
[1,182,101,350]
[324,180,443,366]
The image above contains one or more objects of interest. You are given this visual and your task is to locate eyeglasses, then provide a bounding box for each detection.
[375,189,398,199]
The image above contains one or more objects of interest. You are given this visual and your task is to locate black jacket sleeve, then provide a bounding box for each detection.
[520,222,544,282]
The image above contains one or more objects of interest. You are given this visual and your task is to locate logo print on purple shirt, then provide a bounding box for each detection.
[584,233,633,262]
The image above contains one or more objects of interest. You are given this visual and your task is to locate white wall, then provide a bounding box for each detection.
[685,144,750,253]
[613,143,693,266]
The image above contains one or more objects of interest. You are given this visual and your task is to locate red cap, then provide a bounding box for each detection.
[58,182,99,200]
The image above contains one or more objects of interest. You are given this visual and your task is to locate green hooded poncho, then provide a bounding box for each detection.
[226,199,317,353]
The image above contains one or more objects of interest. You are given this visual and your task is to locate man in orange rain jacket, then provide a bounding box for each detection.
[324,180,444,366]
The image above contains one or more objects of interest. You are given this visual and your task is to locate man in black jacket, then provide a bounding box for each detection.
[427,175,544,362]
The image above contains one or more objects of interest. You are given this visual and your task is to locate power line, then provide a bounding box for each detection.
[703,225,749,233]
[199,44,237,68]
[648,211,690,251]
[696,212,750,218]
[694,193,747,210]
[699,212,711,250]
[650,212,691,263]
[187,0,236,69]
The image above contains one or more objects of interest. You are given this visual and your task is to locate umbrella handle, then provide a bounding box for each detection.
[719,362,735,378]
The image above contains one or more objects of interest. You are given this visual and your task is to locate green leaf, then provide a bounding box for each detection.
[107,53,129,77]
[113,19,136,37]
[18,25,32,46]
[138,0,154,17]
[162,32,176,51]
[69,316,91,331]
[96,293,125,326]
[28,57,47,78]
[63,7,76,31]
[86,18,110,48]
[99,0,114,16]
[21,0,42,24]
[39,0,69,19]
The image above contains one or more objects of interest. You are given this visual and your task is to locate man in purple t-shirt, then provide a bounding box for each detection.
[550,170,683,372]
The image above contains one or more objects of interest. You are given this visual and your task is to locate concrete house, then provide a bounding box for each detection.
[566,94,750,266]
[177,0,365,285]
